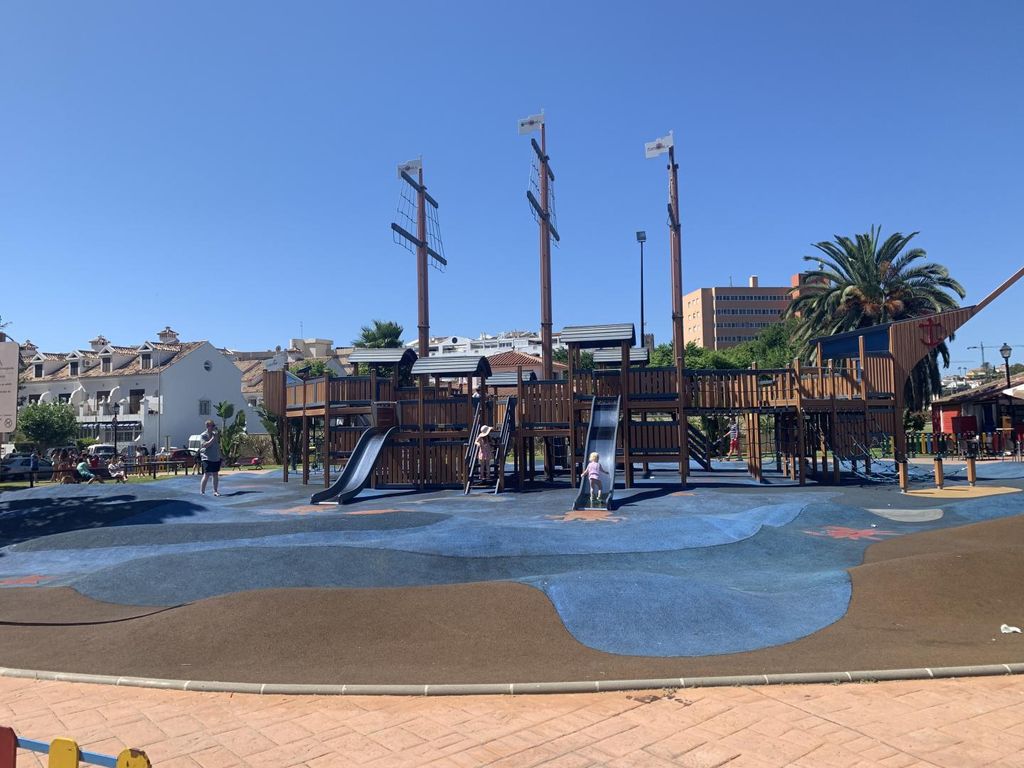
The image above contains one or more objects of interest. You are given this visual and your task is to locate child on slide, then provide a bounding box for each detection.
[581,452,609,506]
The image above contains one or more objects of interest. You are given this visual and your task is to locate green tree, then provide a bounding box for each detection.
[650,342,740,370]
[552,348,594,371]
[353,320,404,349]
[15,402,79,452]
[785,227,965,410]
[256,404,282,463]
[215,401,247,464]
[289,359,333,378]
[649,343,673,368]
[723,319,801,369]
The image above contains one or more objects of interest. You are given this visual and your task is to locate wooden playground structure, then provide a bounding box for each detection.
[262,118,1024,497]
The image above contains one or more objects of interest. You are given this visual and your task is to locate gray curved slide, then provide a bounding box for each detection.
[310,427,397,504]
[574,396,621,510]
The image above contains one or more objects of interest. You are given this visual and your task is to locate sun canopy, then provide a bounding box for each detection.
[560,323,636,349]
[348,348,418,366]
[411,355,492,378]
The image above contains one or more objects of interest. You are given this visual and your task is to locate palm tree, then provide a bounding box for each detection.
[786,227,965,410]
[353,320,404,349]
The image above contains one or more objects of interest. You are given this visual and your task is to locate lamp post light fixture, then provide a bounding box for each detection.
[1000,343,1012,388]
[111,402,121,457]
[636,231,647,348]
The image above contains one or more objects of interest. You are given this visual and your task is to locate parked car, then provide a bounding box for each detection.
[0,456,54,481]
[155,448,198,468]
[87,444,117,459]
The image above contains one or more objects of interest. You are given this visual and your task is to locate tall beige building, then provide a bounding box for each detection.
[684,274,811,350]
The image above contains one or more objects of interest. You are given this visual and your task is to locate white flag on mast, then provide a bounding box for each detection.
[518,112,545,135]
[397,157,422,179]
[644,131,674,159]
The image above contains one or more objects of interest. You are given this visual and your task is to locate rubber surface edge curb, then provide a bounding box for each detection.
[2,663,1023,696]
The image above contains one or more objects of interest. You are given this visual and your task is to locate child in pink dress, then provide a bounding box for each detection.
[581,451,609,506]
[475,425,494,482]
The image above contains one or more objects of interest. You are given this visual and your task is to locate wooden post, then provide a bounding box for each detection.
[898,460,909,493]
[621,341,633,488]
[465,382,475,488]
[934,455,944,489]
[281,416,289,483]
[567,343,577,482]
[324,415,331,488]
[967,455,977,486]
[516,366,524,489]
[418,375,426,490]
[301,415,309,485]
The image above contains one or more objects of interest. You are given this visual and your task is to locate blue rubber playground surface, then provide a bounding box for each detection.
[3,462,1024,665]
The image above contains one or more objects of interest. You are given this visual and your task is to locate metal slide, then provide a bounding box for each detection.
[574,396,621,510]
[310,426,397,504]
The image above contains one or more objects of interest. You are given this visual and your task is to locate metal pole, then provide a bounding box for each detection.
[639,239,645,347]
[1005,358,1011,388]
[539,123,553,380]
[417,166,429,358]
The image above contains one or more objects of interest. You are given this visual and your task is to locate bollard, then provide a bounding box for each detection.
[898,461,909,493]
[934,456,944,490]
[116,748,152,767]
[0,726,15,768]
[967,456,977,487]
[47,737,80,767]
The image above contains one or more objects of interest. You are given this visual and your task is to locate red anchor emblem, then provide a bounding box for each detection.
[918,317,945,348]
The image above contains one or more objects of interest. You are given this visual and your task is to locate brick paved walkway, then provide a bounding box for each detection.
[4,674,1024,767]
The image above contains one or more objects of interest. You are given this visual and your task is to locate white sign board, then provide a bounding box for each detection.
[0,342,19,435]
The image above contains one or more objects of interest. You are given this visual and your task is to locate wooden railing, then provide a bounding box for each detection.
[521,380,570,426]
[685,369,796,410]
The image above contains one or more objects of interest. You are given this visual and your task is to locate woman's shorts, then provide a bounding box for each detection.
[203,460,222,474]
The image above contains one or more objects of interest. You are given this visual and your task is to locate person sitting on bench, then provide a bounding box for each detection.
[76,457,103,484]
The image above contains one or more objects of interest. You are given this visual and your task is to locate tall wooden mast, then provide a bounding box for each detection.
[539,123,553,379]
[522,111,560,379]
[391,158,448,359]
[647,131,688,484]
[416,166,429,357]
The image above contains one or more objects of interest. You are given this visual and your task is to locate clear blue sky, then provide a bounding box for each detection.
[2,1,1022,371]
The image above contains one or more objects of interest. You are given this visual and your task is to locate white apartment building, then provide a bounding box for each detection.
[18,327,261,451]
[414,331,567,357]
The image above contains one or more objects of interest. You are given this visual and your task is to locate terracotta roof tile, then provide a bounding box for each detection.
[487,350,568,371]
[24,341,205,382]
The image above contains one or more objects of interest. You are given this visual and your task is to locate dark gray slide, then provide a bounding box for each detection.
[574,396,621,510]
[310,427,397,504]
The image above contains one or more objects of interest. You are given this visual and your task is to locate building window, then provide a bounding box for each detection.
[129,389,145,415]
[69,361,79,377]
[58,393,71,404]
[199,399,211,416]
[102,357,112,373]
[203,360,212,372]
[141,353,152,370]
[34,364,43,378]
[28,394,40,404]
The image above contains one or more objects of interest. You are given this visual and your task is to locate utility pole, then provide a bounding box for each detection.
[521,111,560,379]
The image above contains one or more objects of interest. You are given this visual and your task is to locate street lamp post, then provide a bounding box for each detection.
[1000,343,1012,388]
[111,402,120,457]
[636,231,647,348]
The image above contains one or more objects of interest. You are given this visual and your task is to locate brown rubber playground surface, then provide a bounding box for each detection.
[1,510,1023,685]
